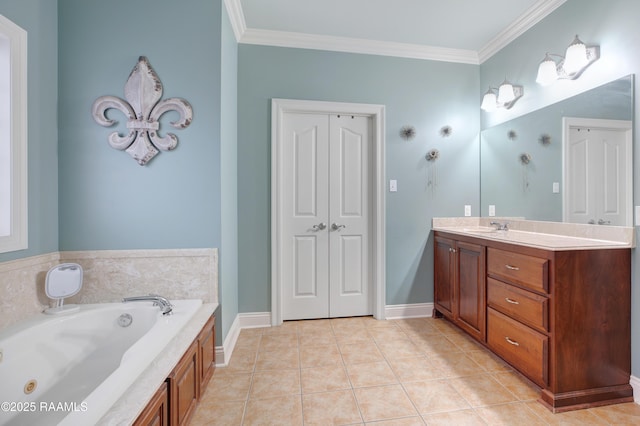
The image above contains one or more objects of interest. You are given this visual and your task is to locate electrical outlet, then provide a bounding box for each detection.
[553,182,560,193]
[489,205,496,217]
[464,205,471,216]
[389,180,397,192]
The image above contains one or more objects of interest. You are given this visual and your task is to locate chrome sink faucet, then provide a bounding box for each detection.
[490,221,509,231]
[123,294,173,315]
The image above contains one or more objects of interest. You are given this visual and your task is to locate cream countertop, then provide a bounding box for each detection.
[432,217,635,251]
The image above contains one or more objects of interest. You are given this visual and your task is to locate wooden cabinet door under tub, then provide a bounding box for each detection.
[433,230,633,412]
[434,234,486,342]
[134,381,169,426]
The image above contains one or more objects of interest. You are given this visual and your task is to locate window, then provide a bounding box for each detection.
[0,15,27,253]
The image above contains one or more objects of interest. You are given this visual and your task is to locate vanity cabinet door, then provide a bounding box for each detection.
[198,315,216,396]
[456,241,486,341]
[169,340,199,426]
[134,381,169,426]
[434,235,455,319]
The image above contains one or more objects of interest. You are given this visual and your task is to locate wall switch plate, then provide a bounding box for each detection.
[489,205,495,217]
[389,179,397,192]
[464,205,471,216]
[636,206,640,226]
[553,182,560,193]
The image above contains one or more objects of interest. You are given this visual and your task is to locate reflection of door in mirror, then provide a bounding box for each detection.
[563,118,632,226]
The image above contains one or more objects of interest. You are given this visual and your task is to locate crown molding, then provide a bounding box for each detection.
[223,0,246,42]
[478,0,568,63]
[240,28,479,64]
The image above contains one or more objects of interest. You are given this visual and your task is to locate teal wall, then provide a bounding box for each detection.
[58,0,222,251]
[480,0,640,376]
[237,46,480,312]
[0,0,58,262]
[220,6,239,342]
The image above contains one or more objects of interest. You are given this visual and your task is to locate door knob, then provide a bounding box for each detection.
[331,223,346,231]
[312,223,327,231]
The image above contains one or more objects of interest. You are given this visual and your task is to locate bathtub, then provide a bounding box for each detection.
[0,299,202,426]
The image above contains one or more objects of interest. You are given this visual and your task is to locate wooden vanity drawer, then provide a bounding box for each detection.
[487,308,548,387]
[487,278,548,332]
[487,248,548,293]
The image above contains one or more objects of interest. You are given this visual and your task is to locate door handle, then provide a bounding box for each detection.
[597,219,611,225]
[331,223,346,231]
[312,223,327,231]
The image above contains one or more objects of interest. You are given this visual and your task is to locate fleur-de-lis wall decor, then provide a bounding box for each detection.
[92,56,193,165]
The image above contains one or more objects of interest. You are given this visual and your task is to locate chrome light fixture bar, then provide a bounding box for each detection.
[536,35,600,86]
[481,79,524,112]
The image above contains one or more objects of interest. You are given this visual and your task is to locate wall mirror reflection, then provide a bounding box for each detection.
[480,75,634,226]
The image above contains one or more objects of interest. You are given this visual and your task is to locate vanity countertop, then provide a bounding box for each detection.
[432,218,635,251]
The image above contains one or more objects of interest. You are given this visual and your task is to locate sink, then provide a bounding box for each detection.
[461,227,497,234]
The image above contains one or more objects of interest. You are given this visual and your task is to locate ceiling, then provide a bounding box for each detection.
[226,0,567,64]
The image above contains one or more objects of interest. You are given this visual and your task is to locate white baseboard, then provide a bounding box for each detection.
[215,312,271,366]
[631,375,640,403]
[385,303,433,320]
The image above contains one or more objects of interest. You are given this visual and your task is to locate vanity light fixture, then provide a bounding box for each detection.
[480,79,524,112]
[535,35,600,86]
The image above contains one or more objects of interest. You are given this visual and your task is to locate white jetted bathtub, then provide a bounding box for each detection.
[0,299,202,426]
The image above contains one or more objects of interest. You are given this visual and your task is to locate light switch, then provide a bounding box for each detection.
[489,205,495,217]
[464,205,471,216]
[636,206,640,226]
[553,182,560,193]
[389,179,397,192]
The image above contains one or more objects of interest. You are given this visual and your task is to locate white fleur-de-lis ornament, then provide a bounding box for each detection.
[92,56,193,165]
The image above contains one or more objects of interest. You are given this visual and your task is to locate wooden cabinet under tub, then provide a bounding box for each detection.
[135,314,215,426]
[433,230,633,412]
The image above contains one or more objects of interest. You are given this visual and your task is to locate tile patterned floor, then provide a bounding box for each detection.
[190,316,640,425]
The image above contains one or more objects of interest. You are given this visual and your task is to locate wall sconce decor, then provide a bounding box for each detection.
[535,35,600,86]
[480,79,524,112]
[400,125,416,140]
[92,56,193,166]
[425,149,440,193]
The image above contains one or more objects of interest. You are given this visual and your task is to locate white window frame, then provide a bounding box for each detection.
[0,15,27,253]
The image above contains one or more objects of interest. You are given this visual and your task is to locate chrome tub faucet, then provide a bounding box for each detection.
[123,294,173,315]
[490,221,509,231]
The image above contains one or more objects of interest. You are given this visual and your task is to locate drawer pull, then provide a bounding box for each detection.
[505,297,520,305]
[505,337,520,346]
[505,264,520,271]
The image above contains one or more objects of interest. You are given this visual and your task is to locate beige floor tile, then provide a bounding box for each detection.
[234,333,262,350]
[346,361,398,388]
[365,416,425,425]
[301,365,351,394]
[330,316,369,330]
[259,333,299,352]
[430,318,462,334]
[414,335,461,356]
[224,348,258,373]
[255,347,300,371]
[243,395,303,425]
[250,370,301,399]
[204,372,252,401]
[588,402,640,425]
[449,375,518,407]
[444,332,485,352]
[525,401,609,424]
[386,356,444,382]
[421,409,487,425]
[475,402,547,425]
[367,326,409,341]
[389,317,431,331]
[403,379,471,415]
[376,338,423,359]
[190,399,246,426]
[299,329,337,347]
[465,349,512,373]
[297,318,333,331]
[299,343,342,369]
[339,340,385,365]
[428,352,484,378]
[333,328,373,345]
[401,327,442,343]
[492,371,539,401]
[262,321,299,335]
[302,390,363,425]
[362,317,398,329]
[354,384,418,422]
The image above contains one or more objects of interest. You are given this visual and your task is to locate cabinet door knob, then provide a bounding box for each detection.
[505,264,520,271]
[505,298,520,305]
[505,337,520,346]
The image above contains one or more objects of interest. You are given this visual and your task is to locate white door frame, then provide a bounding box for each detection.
[271,98,386,326]
[562,117,633,225]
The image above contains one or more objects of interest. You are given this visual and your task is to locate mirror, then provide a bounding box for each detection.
[480,75,634,226]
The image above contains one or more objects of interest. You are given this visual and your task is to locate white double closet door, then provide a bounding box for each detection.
[281,112,372,320]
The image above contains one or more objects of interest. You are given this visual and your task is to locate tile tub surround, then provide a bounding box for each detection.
[0,248,218,330]
[189,316,640,425]
[432,217,635,249]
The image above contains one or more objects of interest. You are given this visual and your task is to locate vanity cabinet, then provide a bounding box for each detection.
[434,235,486,341]
[434,231,633,412]
[135,314,216,426]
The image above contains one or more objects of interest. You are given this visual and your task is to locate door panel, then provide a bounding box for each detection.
[282,113,329,320]
[329,114,371,317]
